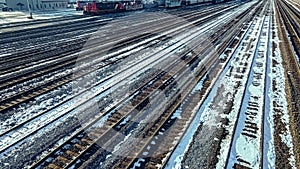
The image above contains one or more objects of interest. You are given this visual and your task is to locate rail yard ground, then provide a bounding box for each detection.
[0,0,299,168]
[0,9,83,24]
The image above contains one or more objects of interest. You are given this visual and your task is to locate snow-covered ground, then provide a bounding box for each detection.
[0,2,238,138]
[0,8,224,166]
[0,8,82,24]
[2,0,297,168]
[84,7,243,163]
[215,13,265,168]
[164,1,260,168]
[227,14,270,169]
[267,4,297,167]
[0,36,182,153]
[0,8,85,33]
[167,1,270,168]
[285,0,300,13]
[263,7,276,168]
[73,2,258,168]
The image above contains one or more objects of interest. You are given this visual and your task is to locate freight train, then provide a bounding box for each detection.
[83,0,143,15]
[82,0,228,15]
[76,1,96,10]
[165,0,227,8]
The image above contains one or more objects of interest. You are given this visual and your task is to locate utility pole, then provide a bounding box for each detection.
[26,0,33,19]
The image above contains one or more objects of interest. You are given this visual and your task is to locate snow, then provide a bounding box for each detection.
[1,28,187,135]
[213,12,259,168]
[119,115,132,126]
[164,1,261,168]
[212,4,296,168]
[170,107,182,119]
[0,1,266,167]
[0,9,82,25]
[263,5,276,168]
[0,53,11,58]
[236,137,260,161]
[1,1,253,128]
[225,15,268,168]
[266,10,296,168]
[103,6,258,158]
[285,0,300,13]
[142,151,149,156]
[26,12,230,158]
[105,154,112,160]
[130,158,145,169]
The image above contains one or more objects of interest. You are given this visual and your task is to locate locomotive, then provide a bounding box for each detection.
[83,0,143,15]
[76,1,96,10]
[82,0,229,15]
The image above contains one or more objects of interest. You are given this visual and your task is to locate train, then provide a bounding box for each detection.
[82,0,228,15]
[165,0,227,8]
[83,0,143,15]
[76,1,96,10]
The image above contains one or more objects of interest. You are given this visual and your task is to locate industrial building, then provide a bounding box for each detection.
[5,0,68,11]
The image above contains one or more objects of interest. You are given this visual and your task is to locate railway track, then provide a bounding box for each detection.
[29,2,262,169]
[262,2,274,168]
[0,1,276,169]
[276,0,300,68]
[227,2,271,168]
[0,17,110,45]
[31,25,211,169]
[154,1,271,168]
[2,5,238,72]
[0,3,246,168]
[161,1,266,169]
[0,4,237,128]
[0,19,110,58]
[36,38,205,169]
[0,15,86,33]
[0,5,227,73]
[0,8,225,99]
[275,0,300,167]
[0,26,202,153]
[0,8,232,128]
[287,0,300,11]
[0,5,215,53]
[0,2,256,169]
[122,5,264,169]
[142,1,269,168]
[0,5,226,61]
[3,4,229,81]
[95,1,264,168]
[0,7,241,141]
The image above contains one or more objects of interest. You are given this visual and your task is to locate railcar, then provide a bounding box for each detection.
[212,0,226,4]
[185,0,211,6]
[83,0,143,15]
[76,1,96,10]
[165,0,226,8]
[165,0,182,8]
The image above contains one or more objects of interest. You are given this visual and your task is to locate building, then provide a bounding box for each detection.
[6,0,68,11]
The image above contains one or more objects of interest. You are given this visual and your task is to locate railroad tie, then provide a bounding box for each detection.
[56,155,71,164]
[74,143,85,151]
[46,163,62,169]
[65,150,79,158]
[88,131,100,139]
[81,138,93,145]
[145,162,156,169]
